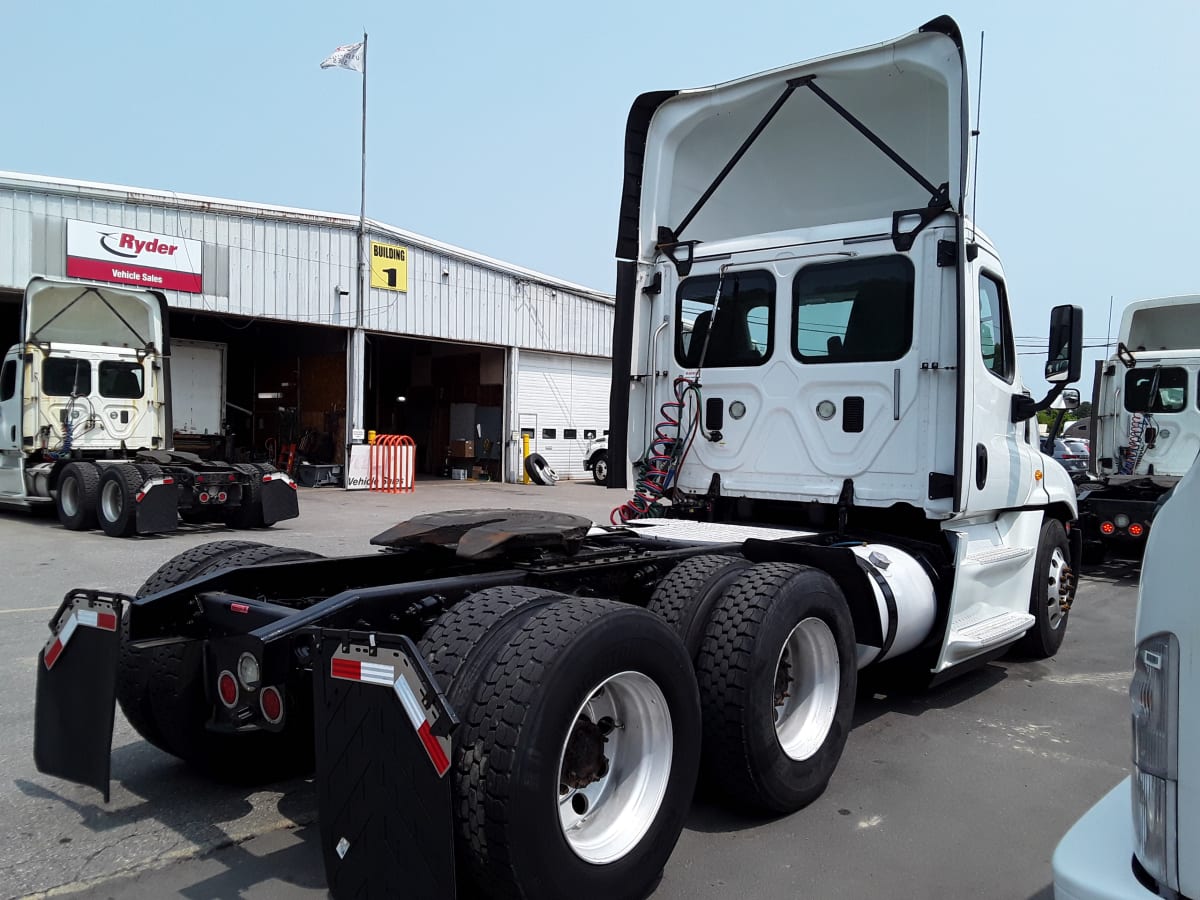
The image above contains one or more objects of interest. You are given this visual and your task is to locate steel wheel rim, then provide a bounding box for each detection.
[556,670,673,864]
[61,475,80,517]
[774,616,840,761]
[100,478,123,522]
[1046,547,1070,630]
[594,458,608,482]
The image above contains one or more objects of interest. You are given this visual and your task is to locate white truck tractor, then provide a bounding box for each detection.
[1053,455,1199,899]
[1077,294,1200,559]
[33,17,1085,899]
[0,276,299,536]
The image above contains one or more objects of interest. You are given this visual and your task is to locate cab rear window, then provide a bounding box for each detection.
[42,358,91,396]
[792,256,914,364]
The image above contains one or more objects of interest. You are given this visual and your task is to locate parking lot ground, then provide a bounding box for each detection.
[0,482,1143,899]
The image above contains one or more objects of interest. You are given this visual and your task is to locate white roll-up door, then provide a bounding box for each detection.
[517,352,610,479]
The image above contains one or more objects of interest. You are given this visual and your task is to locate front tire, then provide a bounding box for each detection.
[455,600,700,900]
[1013,518,1072,658]
[696,562,857,814]
[591,451,609,486]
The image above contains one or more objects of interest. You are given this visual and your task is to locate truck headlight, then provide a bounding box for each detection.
[1130,632,1178,889]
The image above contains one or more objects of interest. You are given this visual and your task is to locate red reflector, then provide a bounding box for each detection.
[217,671,238,707]
[196,475,206,484]
[260,686,284,724]
[199,492,210,504]
[136,492,145,503]
[1100,521,1116,535]
[1128,523,1145,537]
[229,473,237,482]
[231,602,250,614]
[217,491,228,503]
[163,477,174,485]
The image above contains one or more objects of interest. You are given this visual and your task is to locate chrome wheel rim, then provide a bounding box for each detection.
[557,671,672,864]
[774,617,840,761]
[1046,547,1070,630]
[61,475,80,517]
[100,478,123,523]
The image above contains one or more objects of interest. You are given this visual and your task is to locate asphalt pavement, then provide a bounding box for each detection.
[0,479,1143,899]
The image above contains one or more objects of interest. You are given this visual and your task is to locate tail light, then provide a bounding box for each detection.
[1128,523,1145,538]
[198,492,210,504]
[217,491,228,503]
[260,686,284,724]
[217,670,239,708]
[1100,521,1116,535]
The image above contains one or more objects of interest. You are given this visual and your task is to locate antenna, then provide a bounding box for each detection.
[1105,294,1115,353]
[969,31,985,242]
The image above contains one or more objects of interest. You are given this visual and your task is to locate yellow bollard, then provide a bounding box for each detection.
[367,430,377,446]
[522,433,531,484]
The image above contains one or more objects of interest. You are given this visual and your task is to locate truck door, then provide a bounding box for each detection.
[960,249,1027,512]
[0,348,23,494]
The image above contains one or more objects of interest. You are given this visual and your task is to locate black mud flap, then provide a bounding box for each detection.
[261,475,300,525]
[34,591,126,802]
[135,480,179,534]
[314,630,458,899]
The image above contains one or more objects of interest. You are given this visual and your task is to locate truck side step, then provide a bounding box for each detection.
[947,606,1033,651]
[962,546,1033,567]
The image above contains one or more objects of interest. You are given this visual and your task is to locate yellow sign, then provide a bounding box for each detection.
[370,241,408,292]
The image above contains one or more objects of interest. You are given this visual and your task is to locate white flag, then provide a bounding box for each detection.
[320,41,365,73]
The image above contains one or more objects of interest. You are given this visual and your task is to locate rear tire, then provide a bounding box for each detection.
[117,542,323,780]
[1013,518,1072,658]
[224,463,264,529]
[646,554,749,660]
[455,601,700,900]
[55,462,100,531]
[696,562,857,814]
[96,464,143,537]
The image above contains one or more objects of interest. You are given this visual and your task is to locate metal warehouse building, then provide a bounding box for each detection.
[0,172,614,483]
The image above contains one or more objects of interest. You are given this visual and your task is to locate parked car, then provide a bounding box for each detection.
[1051,438,1088,476]
[1065,438,1091,468]
[583,435,608,485]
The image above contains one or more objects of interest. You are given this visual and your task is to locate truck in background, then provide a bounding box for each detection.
[0,277,298,536]
[34,18,1085,899]
[1077,295,1200,559]
[1052,455,1198,899]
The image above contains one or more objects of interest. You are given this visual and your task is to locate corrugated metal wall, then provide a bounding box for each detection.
[0,175,613,358]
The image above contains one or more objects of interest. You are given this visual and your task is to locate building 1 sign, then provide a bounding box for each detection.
[66,219,203,293]
[369,240,408,292]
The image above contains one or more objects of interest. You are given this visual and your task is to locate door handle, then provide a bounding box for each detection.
[975,443,988,489]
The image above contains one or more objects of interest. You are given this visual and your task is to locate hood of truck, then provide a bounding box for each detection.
[23,277,167,351]
[617,16,968,262]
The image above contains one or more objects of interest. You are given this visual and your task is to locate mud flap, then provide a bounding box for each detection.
[135,481,179,534]
[313,630,458,899]
[33,591,126,802]
[261,475,299,525]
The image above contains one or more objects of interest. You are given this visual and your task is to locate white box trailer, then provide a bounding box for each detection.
[169,339,226,436]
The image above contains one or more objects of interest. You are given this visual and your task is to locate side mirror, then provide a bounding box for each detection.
[1050,387,1080,410]
[1045,304,1083,384]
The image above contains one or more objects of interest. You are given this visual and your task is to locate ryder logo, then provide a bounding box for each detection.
[98,232,180,259]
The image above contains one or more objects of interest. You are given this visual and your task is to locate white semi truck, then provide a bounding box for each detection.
[1078,294,1200,558]
[1053,456,1199,899]
[34,17,1085,899]
[0,276,299,535]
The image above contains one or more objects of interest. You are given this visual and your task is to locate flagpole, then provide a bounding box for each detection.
[357,31,367,330]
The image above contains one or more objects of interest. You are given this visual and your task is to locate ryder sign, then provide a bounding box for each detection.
[66,220,203,293]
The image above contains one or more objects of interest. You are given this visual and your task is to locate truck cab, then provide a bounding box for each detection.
[609,16,1082,670]
[1053,457,1200,899]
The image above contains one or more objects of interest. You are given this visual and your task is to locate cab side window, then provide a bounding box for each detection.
[979,274,1014,382]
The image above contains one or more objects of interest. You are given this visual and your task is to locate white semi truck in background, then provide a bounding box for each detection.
[34,18,1087,899]
[1053,456,1199,899]
[0,276,298,535]
[1077,295,1200,559]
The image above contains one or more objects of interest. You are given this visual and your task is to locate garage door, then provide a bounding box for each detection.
[517,352,610,479]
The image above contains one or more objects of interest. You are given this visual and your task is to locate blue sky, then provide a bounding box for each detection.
[5,1,1197,388]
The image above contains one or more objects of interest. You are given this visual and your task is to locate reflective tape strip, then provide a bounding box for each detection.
[391,674,426,731]
[330,656,396,687]
[44,636,66,669]
[394,674,451,776]
[74,609,116,631]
